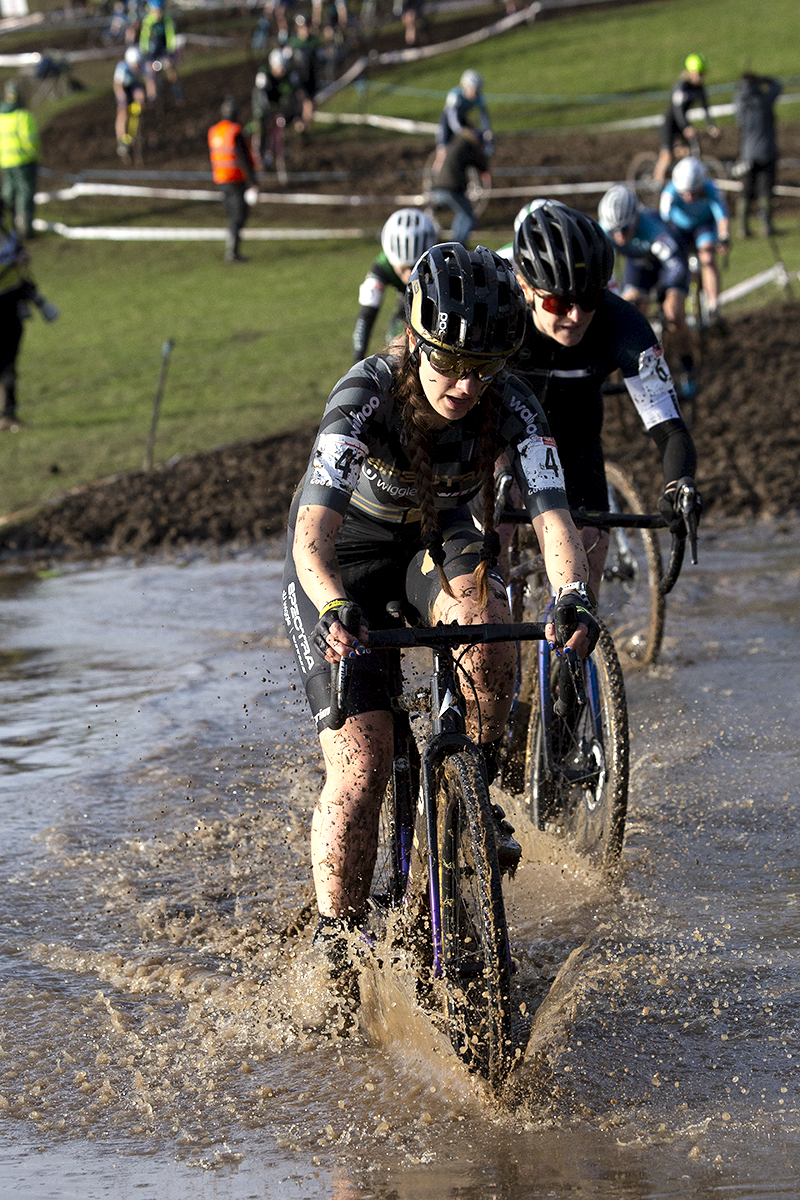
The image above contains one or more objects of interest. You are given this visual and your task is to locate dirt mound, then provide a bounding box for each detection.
[1,299,798,561]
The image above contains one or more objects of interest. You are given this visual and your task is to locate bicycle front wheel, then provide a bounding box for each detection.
[602,461,665,665]
[437,752,512,1089]
[525,621,629,873]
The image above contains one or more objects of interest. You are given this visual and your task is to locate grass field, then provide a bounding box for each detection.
[3,0,799,519]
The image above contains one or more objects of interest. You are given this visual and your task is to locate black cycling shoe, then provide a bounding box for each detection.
[491,803,522,873]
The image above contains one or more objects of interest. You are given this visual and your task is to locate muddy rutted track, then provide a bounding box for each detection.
[1,299,798,559]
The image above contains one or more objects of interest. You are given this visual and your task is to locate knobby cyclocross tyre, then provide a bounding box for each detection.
[525,620,629,873]
[437,752,512,1089]
[602,461,665,666]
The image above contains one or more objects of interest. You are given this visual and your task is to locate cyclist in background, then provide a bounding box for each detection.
[113,45,146,157]
[654,53,720,184]
[139,0,183,104]
[598,183,698,403]
[433,69,493,170]
[282,243,597,966]
[352,207,437,363]
[509,201,699,601]
[659,156,729,329]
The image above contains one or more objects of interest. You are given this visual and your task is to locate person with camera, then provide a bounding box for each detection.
[0,200,58,431]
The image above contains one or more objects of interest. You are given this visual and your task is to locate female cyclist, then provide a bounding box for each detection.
[282,243,598,967]
[510,201,700,600]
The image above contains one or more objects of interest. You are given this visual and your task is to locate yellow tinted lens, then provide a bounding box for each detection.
[427,347,507,380]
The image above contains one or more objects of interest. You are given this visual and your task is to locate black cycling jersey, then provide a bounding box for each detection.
[297,351,568,524]
[661,77,711,149]
[283,350,569,728]
[509,290,696,508]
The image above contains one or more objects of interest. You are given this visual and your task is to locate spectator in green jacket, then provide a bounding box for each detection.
[0,80,40,239]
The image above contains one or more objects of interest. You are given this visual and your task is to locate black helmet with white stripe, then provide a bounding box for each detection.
[514,201,615,296]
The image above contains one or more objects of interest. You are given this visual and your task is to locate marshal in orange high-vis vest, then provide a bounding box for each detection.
[208,119,246,183]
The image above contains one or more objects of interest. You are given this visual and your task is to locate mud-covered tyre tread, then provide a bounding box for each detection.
[437,751,512,1089]
[524,621,629,873]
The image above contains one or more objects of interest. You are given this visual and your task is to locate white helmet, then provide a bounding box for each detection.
[598,183,639,233]
[255,70,267,89]
[460,69,483,93]
[513,197,565,234]
[124,46,142,68]
[268,47,287,74]
[380,208,437,270]
[672,156,708,193]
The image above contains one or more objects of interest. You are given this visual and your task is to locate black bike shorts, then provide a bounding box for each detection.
[282,494,503,732]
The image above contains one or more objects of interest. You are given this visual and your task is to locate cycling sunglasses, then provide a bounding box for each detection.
[422,344,510,381]
[538,289,604,315]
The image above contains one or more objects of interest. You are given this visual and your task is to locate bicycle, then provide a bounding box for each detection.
[329,610,551,1090]
[495,472,698,863]
[626,135,728,199]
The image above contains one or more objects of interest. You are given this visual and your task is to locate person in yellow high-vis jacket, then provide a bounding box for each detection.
[0,80,40,239]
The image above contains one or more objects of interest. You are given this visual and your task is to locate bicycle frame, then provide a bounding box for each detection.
[332,621,546,977]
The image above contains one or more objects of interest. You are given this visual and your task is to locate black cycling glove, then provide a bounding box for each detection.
[553,588,600,656]
[312,599,364,659]
[658,476,702,535]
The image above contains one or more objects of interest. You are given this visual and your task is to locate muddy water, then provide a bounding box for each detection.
[0,525,798,1200]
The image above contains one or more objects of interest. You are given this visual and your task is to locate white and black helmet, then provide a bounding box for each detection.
[597,183,640,233]
[460,69,484,92]
[381,208,438,270]
[672,156,708,193]
[124,46,142,68]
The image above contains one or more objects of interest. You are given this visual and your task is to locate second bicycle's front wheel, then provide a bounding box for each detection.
[437,751,512,1090]
[602,461,665,665]
[525,620,629,873]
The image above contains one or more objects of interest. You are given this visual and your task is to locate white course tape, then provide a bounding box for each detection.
[31,219,367,240]
[719,265,798,306]
[35,181,424,207]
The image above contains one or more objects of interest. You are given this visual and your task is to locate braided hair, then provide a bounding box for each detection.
[392,341,503,610]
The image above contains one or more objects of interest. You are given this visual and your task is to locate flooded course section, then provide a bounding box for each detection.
[0,526,797,1199]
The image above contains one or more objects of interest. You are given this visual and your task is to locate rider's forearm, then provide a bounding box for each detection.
[650,417,697,484]
[533,508,590,593]
[293,504,347,612]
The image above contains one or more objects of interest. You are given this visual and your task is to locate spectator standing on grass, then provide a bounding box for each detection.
[0,199,58,432]
[734,72,782,238]
[430,127,490,247]
[208,97,259,264]
[0,81,40,240]
[352,207,437,362]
